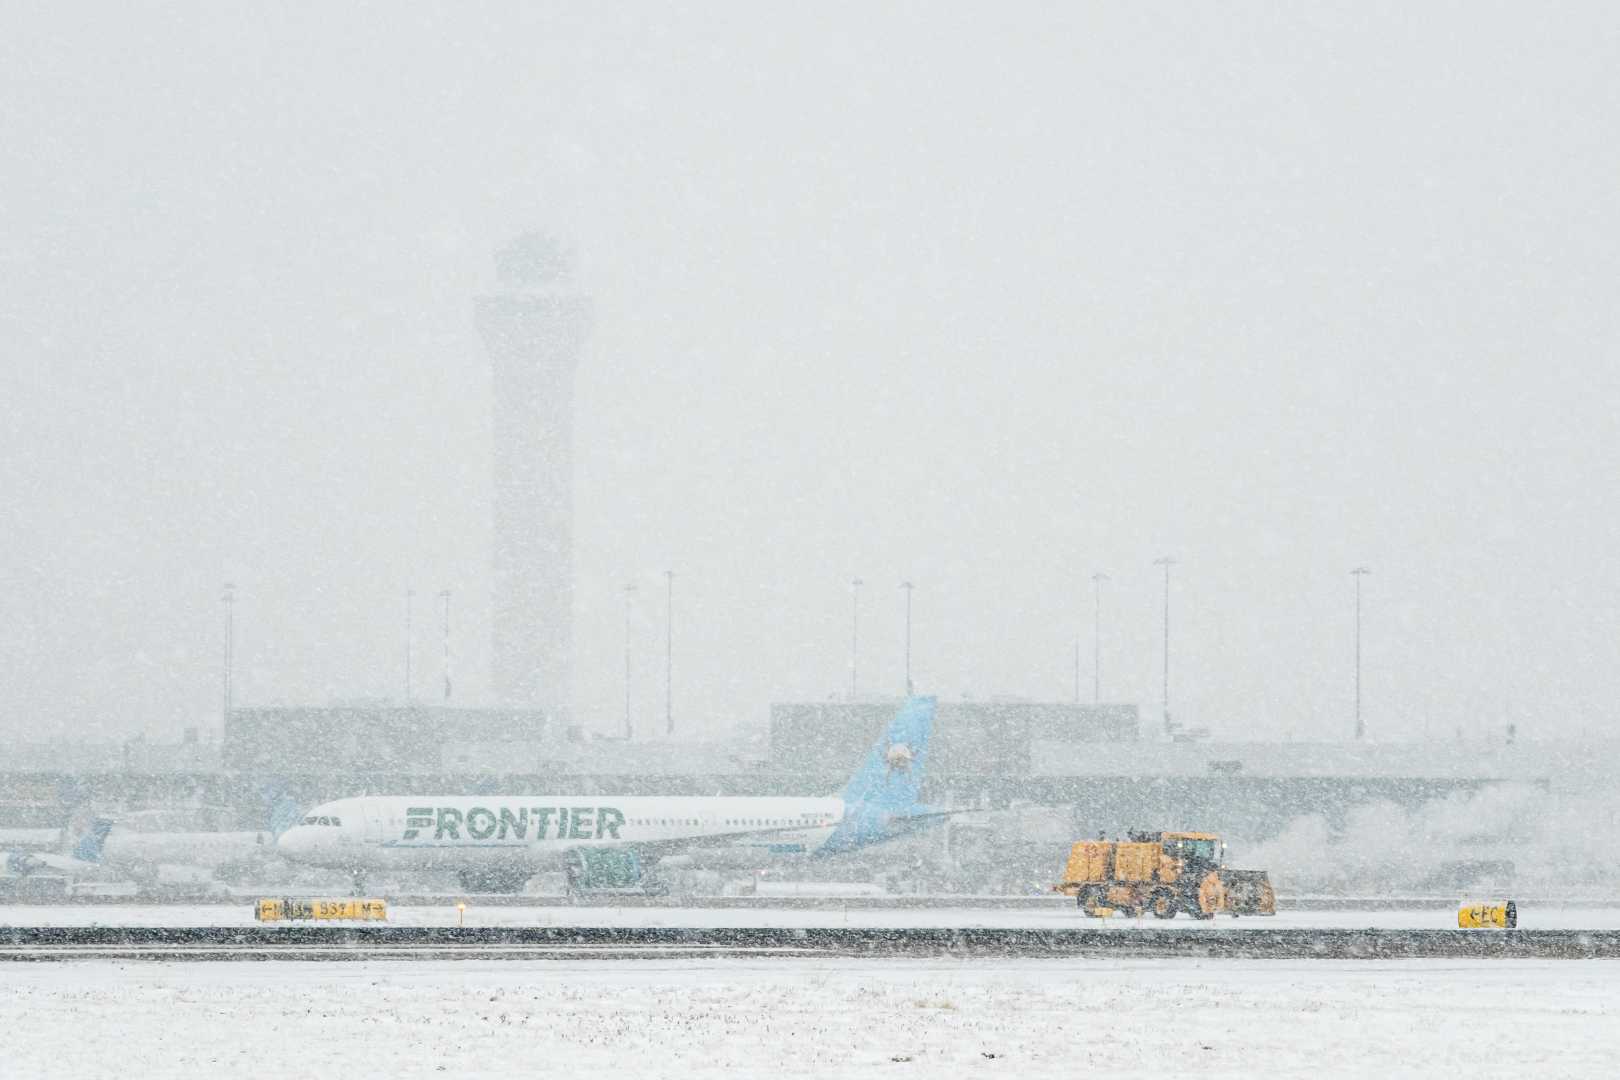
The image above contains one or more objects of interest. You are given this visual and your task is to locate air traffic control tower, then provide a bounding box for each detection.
[474,234,591,716]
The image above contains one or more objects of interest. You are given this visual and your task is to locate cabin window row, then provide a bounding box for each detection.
[720,818,828,827]
[622,817,831,827]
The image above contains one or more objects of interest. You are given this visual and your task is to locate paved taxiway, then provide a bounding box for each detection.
[5,905,1620,960]
[4,902,1619,931]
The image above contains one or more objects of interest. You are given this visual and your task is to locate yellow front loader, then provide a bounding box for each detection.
[1053,831,1276,918]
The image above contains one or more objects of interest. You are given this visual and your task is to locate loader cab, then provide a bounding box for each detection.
[1162,832,1221,867]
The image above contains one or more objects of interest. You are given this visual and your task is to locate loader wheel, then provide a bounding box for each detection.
[1077,885,1104,912]
[1150,889,1178,919]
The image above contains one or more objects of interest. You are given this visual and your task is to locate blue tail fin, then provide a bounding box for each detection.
[267,795,304,839]
[821,697,936,855]
[838,696,935,810]
[256,779,306,839]
[72,818,114,863]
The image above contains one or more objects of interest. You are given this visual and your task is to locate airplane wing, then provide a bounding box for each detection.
[583,824,826,861]
[897,808,979,821]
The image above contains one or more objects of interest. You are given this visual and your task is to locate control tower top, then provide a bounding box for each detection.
[494,231,574,291]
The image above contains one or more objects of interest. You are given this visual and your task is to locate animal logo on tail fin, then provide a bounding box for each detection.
[838,695,934,812]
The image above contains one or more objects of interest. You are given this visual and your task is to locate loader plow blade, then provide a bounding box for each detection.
[1221,870,1276,915]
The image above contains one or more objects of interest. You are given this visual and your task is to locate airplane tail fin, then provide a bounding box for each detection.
[72,818,114,863]
[257,779,306,839]
[267,795,304,839]
[821,697,936,854]
[838,695,935,811]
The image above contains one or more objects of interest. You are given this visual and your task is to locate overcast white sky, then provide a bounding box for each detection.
[3,3,1618,745]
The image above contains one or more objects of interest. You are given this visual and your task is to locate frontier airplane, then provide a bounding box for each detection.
[276,696,949,893]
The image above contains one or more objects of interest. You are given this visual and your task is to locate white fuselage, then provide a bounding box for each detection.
[276,795,849,873]
[4,829,272,880]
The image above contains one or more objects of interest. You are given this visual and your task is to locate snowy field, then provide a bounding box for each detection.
[5,902,1620,931]
[3,956,1617,1078]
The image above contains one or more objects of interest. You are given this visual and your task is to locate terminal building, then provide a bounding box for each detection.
[0,699,1569,849]
[223,705,560,776]
[770,700,1139,778]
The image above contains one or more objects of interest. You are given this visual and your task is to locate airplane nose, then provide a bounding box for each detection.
[276,828,312,860]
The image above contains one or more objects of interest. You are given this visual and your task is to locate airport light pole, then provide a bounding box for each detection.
[623,582,637,739]
[1073,637,1081,705]
[1092,571,1108,705]
[221,582,235,724]
[1153,557,1175,734]
[664,570,674,737]
[404,588,415,703]
[900,580,914,696]
[439,589,452,702]
[850,577,864,698]
[1352,566,1370,740]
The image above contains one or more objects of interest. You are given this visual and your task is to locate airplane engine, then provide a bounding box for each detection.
[5,852,45,876]
[564,849,667,898]
[455,866,533,894]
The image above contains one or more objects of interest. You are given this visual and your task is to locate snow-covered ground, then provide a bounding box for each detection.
[3,956,1616,1078]
[4,902,1620,930]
